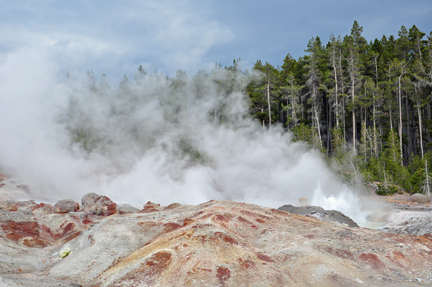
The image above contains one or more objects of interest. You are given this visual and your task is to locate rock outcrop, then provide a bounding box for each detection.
[53,199,80,214]
[1,197,432,286]
[410,193,431,203]
[278,204,359,227]
[82,192,117,216]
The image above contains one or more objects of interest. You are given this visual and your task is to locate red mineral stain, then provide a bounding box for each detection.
[213,214,230,222]
[255,218,266,224]
[82,219,93,225]
[60,222,76,237]
[163,223,181,233]
[40,224,54,237]
[146,251,172,268]
[359,253,385,270]
[31,202,48,211]
[392,251,406,260]
[325,247,354,260]
[2,221,39,240]
[237,258,255,269]
[114,251,172,286]
[256,253,275,263]
[237,216,253,225]
[22,237,48,247]
[164,203,181,210]
[270,208,291,217]
[198,213,213,220]
[183,218,194,226]
[139,208,159,213]
[214,232,238,245]
[88,235,95,245]
[216,266,231,285]
[62,231,81,243]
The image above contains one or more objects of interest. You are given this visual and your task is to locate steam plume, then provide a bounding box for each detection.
[0,51,370,224]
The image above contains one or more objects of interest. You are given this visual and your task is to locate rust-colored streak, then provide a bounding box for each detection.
[256,253,275,263]
[236,216,253,225]
[216,266,231,285]
[2,221,39,240]
[183,218,194,226]
[255,218,266,224]
[139,208,159,213]
[213,214,230,222]
[238,258,255,269]
[214,232,238,245]
[198,213,213,220]
[82,219,93,225]
[60,222,76,237]
[62,231,82,243]
[114,251,172,286]
[392,251,406,261]
[22,237,48,247]
[325,247,354,260]
[163,223,181,233]
[164,203,181,210]
[359,253,385,270]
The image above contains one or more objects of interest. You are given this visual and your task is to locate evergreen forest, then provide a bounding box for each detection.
[65,21,432,197]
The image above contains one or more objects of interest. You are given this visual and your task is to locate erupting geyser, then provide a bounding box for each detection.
[0,52,375,225]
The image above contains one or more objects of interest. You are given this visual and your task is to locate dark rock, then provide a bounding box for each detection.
[277,204,359,227]
[118,204,139,214]
[410,193,430,203]
[81,193,117,216]
[53,199,80,214]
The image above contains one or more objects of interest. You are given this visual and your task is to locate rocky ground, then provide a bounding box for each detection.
[1,175,432,286]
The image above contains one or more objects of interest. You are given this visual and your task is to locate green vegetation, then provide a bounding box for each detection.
[65,21,432,196]
[245,21,432,195]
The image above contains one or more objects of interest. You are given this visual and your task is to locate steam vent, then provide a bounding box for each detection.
[1,190,432,286]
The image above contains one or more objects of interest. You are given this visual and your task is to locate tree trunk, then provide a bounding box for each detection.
[333,65,339,128]
[373,99,377,157]
[352,81,356,152]
[398,75,403,165]
[418,102,424,158]
[267,81,271,127]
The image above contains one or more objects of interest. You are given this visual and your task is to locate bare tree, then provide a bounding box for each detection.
[422,160,431,198]
[390,59,407,165]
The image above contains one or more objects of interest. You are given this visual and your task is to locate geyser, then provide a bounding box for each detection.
[0,52,373,224]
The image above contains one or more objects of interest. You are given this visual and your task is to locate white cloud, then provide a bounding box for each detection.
[0,0,234,77]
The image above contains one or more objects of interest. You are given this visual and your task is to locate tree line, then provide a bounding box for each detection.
[65,20,432,195]
[246,21,432,195]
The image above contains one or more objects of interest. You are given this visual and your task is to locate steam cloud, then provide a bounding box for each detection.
[0,50,371,224]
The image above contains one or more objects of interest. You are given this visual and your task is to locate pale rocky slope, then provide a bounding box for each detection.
[1,174,432,286]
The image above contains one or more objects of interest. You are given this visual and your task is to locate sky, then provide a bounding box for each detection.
[1,0,431,82]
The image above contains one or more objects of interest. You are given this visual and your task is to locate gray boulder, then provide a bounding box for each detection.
[81,193,117,216]
[118,204,139,214]
[278,204,359,227]
[53,199,79,214]
[410,193,430,203]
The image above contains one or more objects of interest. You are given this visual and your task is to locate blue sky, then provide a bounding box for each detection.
[1,0,431,82]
